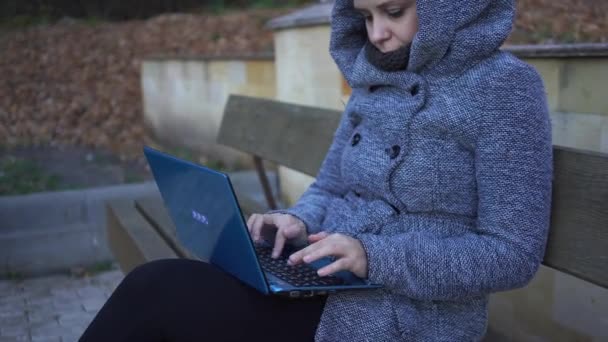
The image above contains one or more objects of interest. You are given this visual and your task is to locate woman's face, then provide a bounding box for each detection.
[353,0,418,53]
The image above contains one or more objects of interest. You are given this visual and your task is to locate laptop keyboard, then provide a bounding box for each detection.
[255,246,344,287]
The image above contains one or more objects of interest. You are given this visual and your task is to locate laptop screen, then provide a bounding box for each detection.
[143,146,269,294]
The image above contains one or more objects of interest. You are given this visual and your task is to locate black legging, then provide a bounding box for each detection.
[80,259,326,342]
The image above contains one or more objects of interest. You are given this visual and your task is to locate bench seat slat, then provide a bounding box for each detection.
[135,196,196,260]
[106,199,178,274]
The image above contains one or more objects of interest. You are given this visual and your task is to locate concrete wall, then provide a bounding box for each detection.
[141,57,276,167]
[273,26,346,204]
[528,58,608,154]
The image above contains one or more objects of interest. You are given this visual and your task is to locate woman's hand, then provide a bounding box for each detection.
[247,213,308,258]
[288,232,368,279]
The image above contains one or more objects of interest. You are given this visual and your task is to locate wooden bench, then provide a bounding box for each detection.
[106,94,608,338]
[106,95,341,270]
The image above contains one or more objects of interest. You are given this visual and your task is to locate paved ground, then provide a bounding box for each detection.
[0,269,124,342]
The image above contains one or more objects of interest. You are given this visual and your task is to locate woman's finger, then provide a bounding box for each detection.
[287,243,313,265]
[272,229,287,258]
[246,214,258,233]
[317,257,350,277]
[308,232,329,243]
[251,214,267,242]
[282,223,303,239]
[288,238,322,264]
[262,213,276,224]
[302,241,338,264]
[290,238,340,265]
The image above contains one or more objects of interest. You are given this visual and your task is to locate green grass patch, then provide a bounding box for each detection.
[80,16,104,26]
[250,0,304,9]
[208,0,308,14]
[0,14,105,33]
[211,32,222,42]
[2,270,25,281]
[86,261,116,274]
[0,14,52,30]
[69,261,117,278]
[124,170,145,184]
[205,159,227,172]
[160,146,231,172]
[166,146,196,163]
[0,156,63,195]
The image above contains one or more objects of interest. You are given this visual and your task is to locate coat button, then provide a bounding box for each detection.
[388,145,400,159]
[354,191,361,197]
[411,85,419,96]
[351,133,361,146]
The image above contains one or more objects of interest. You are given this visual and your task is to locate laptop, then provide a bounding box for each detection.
[143,146,382,298]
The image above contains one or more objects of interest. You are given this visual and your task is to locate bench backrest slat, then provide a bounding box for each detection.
[218,95,608,289]
[545,147,608,288]
[218,95,341,177]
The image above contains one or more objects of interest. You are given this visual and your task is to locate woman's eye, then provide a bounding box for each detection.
[387,9,404,18]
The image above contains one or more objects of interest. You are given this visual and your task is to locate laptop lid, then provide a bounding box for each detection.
[143,146,270,295]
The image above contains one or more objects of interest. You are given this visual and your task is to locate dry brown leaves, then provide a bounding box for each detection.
[511,0,608,44]
[0,9,285,160]
[0,3,606,160]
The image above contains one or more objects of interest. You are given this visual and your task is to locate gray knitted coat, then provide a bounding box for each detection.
[281,0,553,340]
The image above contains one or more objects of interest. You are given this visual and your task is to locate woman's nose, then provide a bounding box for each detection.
[369,20,391,46]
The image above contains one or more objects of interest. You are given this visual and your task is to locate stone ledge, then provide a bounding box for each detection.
[0,182,159,277]
[0,182,158,232]
[145,43,608,62]
[504,43,608,58]
[0,171,275,277]
[266,2,332,30]
[143,52,275,62]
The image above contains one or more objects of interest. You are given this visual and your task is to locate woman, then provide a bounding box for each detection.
[80,0,552,341]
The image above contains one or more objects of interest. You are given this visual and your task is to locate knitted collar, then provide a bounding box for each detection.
[364,42,411,72]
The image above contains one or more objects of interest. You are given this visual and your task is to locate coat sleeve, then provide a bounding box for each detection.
[357,67,553,300]
[270,108,354,234]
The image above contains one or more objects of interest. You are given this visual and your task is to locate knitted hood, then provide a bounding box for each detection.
[330,0,515,84]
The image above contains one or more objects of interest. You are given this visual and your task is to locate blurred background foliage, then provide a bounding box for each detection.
[0,0,312,24]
